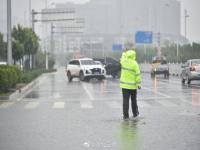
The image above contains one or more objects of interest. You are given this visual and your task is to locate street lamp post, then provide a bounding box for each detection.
[184,9,189,38]
[157,0,170,57]
[157,0,162,57]
[7,0,12,65]
[29,0,32,28]
[50,23,54,54]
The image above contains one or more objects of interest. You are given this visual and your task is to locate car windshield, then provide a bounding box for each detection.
[152,60,167,64]
[80,60,97,65]
[191,60,200,66]
[152,57,167,64]
[94,61,102,65]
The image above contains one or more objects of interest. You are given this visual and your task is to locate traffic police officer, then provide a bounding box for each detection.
[120,48,141,120]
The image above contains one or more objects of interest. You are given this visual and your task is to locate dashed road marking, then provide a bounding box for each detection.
[24,102,39,109]
[53,92,61,99]
[0,102,15,109]
[180,98,192,105]
[81,82,94,100]
[138,101,151,108]
[106,101,121,109]
[142,87,172,98]
[156,100,178,107]
[53,102,65,109]
[0,98,194,110]
[80,101,93,109]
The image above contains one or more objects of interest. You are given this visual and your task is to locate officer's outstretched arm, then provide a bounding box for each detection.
[120,52,126,65]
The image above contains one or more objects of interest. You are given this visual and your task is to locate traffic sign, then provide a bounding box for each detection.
[112,44,122,51]
[135,31,153,44]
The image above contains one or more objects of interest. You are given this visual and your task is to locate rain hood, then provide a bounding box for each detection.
[126,50,136,60]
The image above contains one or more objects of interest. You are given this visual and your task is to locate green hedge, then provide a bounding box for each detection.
[0,66,56,93]
[0,65,21,92]
[20,69,56,83]
[21,70,44,83]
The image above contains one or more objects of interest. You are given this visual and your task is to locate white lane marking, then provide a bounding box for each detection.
[24,102,39,109]
[138,101,151,108]
[157,79,181,85]
[0,102,15,109]
[142,77,181,86]
[53,102,65,109]
[53,93,61,99]
[137,97,171,100]
[180,98,192,105]
[81,83,94,100]
[83,142,90,148]
[142,87,172,98]
[106,101,121,109]
[181,98,200,107]
[60,96,193,102]
[156,100,178,107]
[80,101,93,109]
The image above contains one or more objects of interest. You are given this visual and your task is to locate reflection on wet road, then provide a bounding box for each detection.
[0,68,200,150]
[118,119,141,150]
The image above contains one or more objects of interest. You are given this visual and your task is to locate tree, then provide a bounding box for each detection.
[12,40,24,64]
[23,28,39,68]
[0,32,6,61]
[35,49,46,68]
[12,25,39,69]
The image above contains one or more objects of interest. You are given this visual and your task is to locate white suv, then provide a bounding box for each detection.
[66,58,106,82]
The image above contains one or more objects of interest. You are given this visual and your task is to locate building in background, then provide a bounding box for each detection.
[40,0,184,58]
[53,0,181,38]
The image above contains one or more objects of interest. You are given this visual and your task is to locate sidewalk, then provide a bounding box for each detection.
[0,74,43,101]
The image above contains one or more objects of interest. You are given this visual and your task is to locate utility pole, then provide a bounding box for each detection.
[31,9,36,69]
[51,23,54,54]
[45,1,48,70]
[157,32,161,57]
[32,9,35,32]
[184,9,189,38]
[7,0,12,65]
[31,9,76,69]
[29,0,32,27]
[45,50,49,70]
[176,40,179,62]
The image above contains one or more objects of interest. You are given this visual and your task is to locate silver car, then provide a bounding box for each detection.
[181,59,200,84]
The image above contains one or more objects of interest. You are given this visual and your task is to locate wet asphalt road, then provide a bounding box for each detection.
[0,68,200,150]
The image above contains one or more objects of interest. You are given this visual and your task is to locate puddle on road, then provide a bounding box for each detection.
[117,119,143,150]
[82,117,145,149]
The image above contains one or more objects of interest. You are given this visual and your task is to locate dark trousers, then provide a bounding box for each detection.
[122,88,139,118]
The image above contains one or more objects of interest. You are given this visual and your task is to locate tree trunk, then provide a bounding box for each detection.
[29,54,32,69]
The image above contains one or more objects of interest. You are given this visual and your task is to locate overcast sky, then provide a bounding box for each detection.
[178,0,200,42]
[0,0,199,42]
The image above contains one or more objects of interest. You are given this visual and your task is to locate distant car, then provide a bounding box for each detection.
[94,61,104,67]
[151,56,169,78]
[181,59,200,84]
[93,57,121,78]
[66,58,106,82]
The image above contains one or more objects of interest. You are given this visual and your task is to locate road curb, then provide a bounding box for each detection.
[0,74,43,101]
